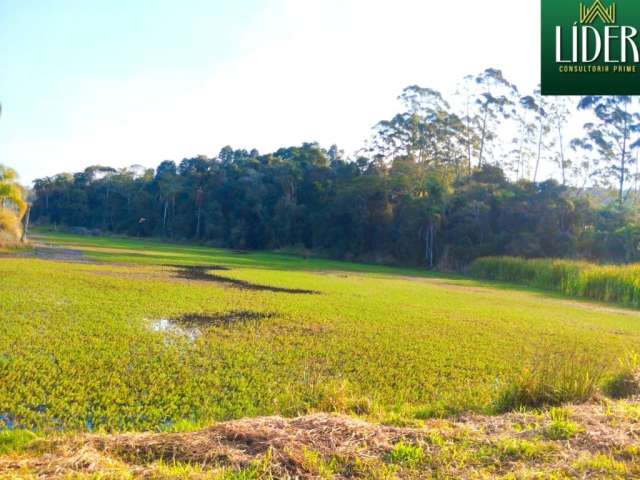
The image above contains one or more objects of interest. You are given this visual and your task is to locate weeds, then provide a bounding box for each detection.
[387,442,425,468]
[544,408,582,440]
[493,438,554,461]
[573,453,628,476]
[301,449,338,478]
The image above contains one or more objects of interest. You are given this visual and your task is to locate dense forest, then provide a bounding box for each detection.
[29,69,640,267]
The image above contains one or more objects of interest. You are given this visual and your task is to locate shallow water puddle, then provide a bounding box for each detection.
[182,311,274,327]
[150,318,201,341]
[149,311,274,341]
[170,265,319,294]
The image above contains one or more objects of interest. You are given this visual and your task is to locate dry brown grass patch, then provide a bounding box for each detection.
[3,403,640,478]
[93,414,414,474]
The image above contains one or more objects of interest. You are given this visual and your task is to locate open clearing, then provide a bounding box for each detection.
[2,232,640,477]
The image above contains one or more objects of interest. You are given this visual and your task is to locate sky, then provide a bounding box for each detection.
[0,0,540,185]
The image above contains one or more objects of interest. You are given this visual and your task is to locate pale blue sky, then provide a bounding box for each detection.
[1,0,540,184]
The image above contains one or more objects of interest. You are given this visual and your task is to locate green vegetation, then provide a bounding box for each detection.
[387,442,425,468]
[573,453,629,477]
[471,256,640,308]
[0,429,37,455]
[543,408,583,440]
[1,232,640,435]
[492,438,553,461]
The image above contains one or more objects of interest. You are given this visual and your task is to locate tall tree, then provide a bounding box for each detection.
[519,89,553,182]
[464,68,518,168]
[578,96,640,203]
[547,96,573,186]
[155,161,180,236]
[373,86,466,182]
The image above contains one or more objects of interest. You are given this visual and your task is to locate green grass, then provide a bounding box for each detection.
[387,442,425,468]
[573,453,629,477]
[0,429,37,454]
[543,408,583,440]
[2,232,640,432]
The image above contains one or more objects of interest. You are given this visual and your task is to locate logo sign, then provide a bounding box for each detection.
[541,0,640,94]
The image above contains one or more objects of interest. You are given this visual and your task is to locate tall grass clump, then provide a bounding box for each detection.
[470,256,640,308]
[494,350,604,412]
[602,351,640,399]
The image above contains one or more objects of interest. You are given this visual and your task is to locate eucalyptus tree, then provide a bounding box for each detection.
[519,89,554,182]
[155,161,180,236]
[578,96,640,203]
[547,96,573,186]
[569,134,601,193]
[508,100,537,180]
[455,81,483,174]
[464,68,519,168]
[373,86,466,183]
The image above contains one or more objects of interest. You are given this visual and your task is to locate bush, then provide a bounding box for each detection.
[470,256,640,308]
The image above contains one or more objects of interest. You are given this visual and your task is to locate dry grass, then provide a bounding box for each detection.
[3,401,640,478]
[0,208,22,246]
[94,414,411,475]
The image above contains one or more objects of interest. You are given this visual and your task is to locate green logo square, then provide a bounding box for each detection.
[542,0,640,94]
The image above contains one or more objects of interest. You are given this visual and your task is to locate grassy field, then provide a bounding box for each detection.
[0,231,639,437]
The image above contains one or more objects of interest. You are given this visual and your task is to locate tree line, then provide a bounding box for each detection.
[29,69,640,267]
